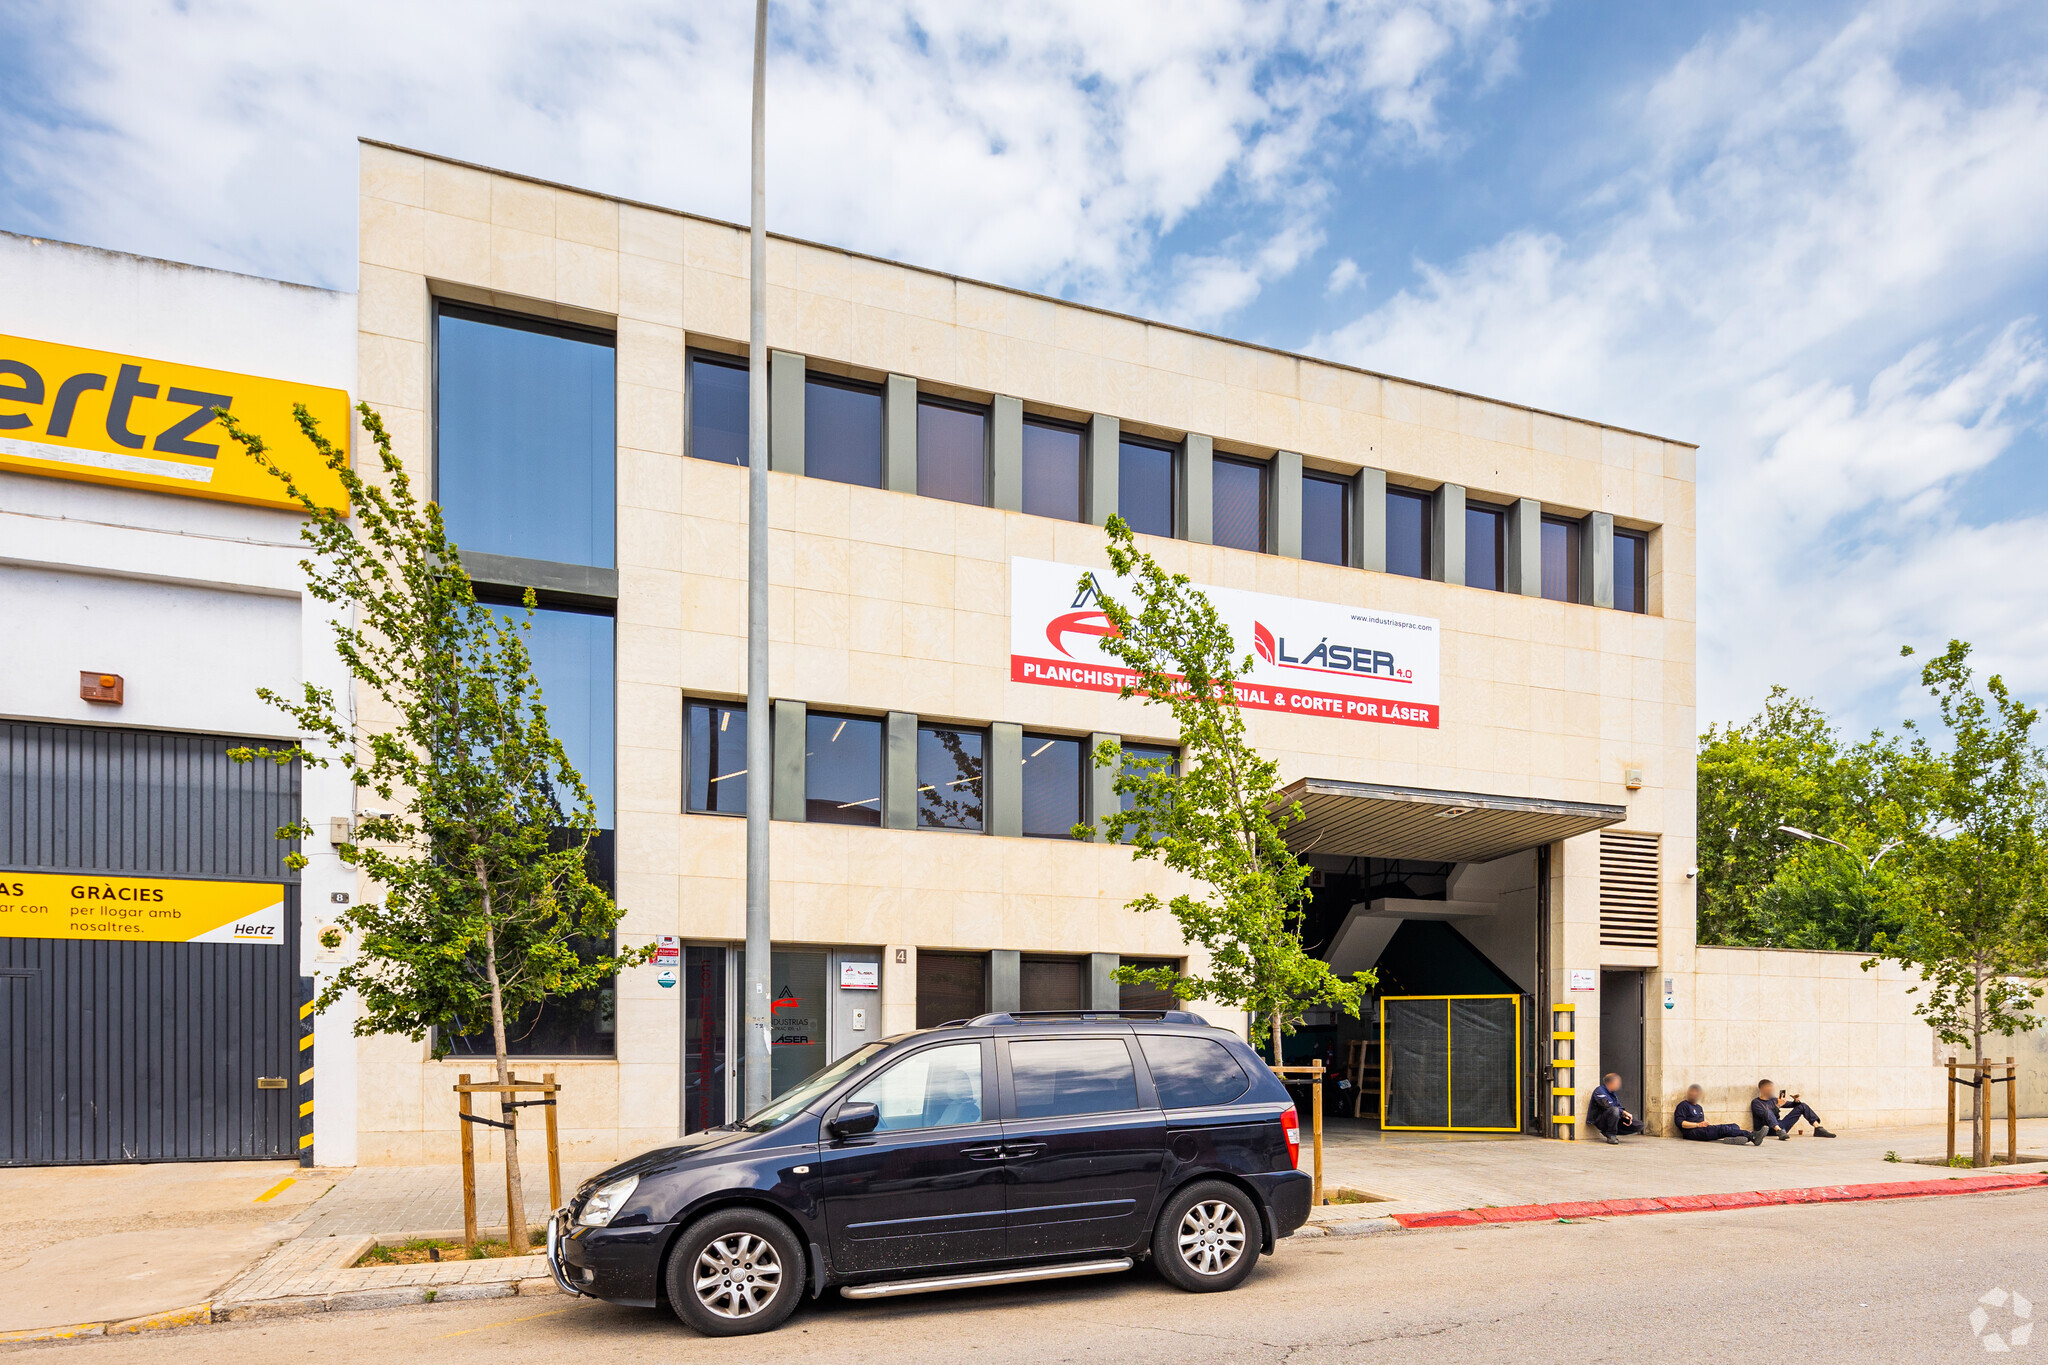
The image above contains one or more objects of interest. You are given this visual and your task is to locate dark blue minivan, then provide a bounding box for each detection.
[547,1010,1310,1335]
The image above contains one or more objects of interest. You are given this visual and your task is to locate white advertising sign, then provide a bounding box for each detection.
[839,961,880,990]
[1008,557,1441,728]
[1569,969,1597,992]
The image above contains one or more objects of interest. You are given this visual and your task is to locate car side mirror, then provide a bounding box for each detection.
[829,1101,880,1140]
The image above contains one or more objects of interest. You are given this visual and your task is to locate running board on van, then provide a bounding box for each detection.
[839,1257,1133,1300]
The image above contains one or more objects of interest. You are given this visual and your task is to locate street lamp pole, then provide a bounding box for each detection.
[742,0,773,1118]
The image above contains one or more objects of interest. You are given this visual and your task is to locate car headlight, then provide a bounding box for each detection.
[576,1174,640,1227]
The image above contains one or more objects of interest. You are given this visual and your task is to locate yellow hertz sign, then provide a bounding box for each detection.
[0,872,287,945]
[0,334,351,513]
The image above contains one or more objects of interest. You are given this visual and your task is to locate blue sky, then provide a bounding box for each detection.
[3,0,2044,739]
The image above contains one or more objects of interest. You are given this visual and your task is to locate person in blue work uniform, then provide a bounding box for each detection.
[1675,1084,1765,1145]
[1588,1072,1643,1143]
[1751,1079,1836,1138]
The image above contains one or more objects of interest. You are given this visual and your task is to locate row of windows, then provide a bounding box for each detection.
[685,701,1174,836]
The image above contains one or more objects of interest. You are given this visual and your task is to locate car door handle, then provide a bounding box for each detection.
[1001,1143,1045,1159]
[960,1145,1006,1161]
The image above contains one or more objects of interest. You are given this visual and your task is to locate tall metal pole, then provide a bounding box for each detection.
[742,0,773,1118]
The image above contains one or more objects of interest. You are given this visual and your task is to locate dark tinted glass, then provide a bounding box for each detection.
[918,400,987,505]
[1019,956,1088,1012]
[438,307,615,568]
[689,356,748,466]
[1465,503,1504,591]
[917,724,984,831]
[687,702,748,814]
[1386,488,1430,579]
[683,946,727,1131]
[1119,440,1175,538]
[1212,456,1266,552]
[1302,473,1349,566]
[1119,958,1179,1013]
[1615,530,1646,613]
[1141,1035,1250,1108]
[1021,733,1083,838]
[1541,517,1580,602]
[806,712,882,825]
[1021,419,1084,521]
[484,602,614,829]
[806,378,883,488]
[1008,1038,1139,1119]
[1119,743,1178,814]
[917,952,988,1029]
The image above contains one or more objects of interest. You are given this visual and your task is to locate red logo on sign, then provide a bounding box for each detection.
[1253,621,1277,665]
[1046,609,1118,659]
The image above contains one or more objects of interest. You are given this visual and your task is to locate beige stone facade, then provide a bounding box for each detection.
[349,140,1701,1164]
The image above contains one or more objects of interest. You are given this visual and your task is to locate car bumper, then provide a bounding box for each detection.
[551,1213,673,1308]
[1248,1169,1313,1241]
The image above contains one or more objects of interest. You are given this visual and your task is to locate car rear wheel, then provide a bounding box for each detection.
[665,1207,804,1336]
[1151,1180,1260,1293]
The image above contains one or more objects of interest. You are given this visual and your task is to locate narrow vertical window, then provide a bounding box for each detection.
[1614,530,1647,613]
[1541,516,1580,602]
[917,724,985,831]
[1021,733,1084,838]
[805,376,884,488]
[1212,456,1267,553]
[806,712,883,825]
[1118,439,1176,538]
[687,355,749,466]
[918,398,988,506]
[686,701,749,815]
[1385,488,1431,579]
[1464,502,1504,591]
[1021,418,1084,521]
[1301,472,1350,566]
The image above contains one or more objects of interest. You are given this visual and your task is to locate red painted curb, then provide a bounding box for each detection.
[1390,1171,2048,1230]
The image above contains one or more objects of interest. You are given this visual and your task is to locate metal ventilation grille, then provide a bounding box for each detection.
[1598,831,1661,948]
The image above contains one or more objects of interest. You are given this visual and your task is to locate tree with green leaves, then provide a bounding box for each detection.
[1079,515,1372,1061]
[217,401,648,1251]
[1867,641,2048,1167]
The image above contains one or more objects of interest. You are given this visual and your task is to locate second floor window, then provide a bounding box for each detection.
[918,399,987,506]
[1021,733,1084,838]
[1386,487,1431,579]
[1119,439,1176,538]
[686,701,748,815]
[1302,472,1350,566]
[437,305,615,569]
[688,355,748,466]
[917,724,985,831]
[1465,501,1504,591]
[806,376,883,488]
[807,712,882,825]
[1022,418,1084,521]
[1615,530,1647,613]
[1541,516,1580,602]
[1212,456,1267,553]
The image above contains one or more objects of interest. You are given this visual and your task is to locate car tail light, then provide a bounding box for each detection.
[1280,1105,1300,1168]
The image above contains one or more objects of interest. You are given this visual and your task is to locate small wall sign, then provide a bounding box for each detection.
[1568,969,1597,992]
[839,961,880,990]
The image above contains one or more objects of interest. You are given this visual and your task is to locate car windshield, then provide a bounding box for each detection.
[737,1042,890,1132]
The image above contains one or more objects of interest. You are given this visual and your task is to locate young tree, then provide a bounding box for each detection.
[1079,515,1371,1061]
[1866,642,2048,1167]
[218,401,649,1250]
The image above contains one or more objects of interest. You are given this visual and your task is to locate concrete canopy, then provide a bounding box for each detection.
[1278,777,1627,863]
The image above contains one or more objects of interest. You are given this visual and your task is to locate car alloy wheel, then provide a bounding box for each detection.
[1176,1199,1247,1277]
[694,1231,783,1319]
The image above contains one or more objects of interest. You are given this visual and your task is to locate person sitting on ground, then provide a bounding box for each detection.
[1750,1079,1835,1139]
[1588,1073,1643,1144]
[1675,1084,1765,1145]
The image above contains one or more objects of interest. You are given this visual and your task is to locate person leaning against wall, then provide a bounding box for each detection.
[1674,1084,1766,1146]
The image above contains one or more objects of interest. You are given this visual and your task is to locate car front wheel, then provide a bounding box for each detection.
[665,1207,805,1336]
[1151,1180,1260,1293]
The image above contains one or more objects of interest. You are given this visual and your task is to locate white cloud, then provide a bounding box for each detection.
[1326,256,1363,294]
[1315,2,2048,730]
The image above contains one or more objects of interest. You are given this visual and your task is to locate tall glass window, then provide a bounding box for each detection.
[1615,530,1647,613]
[1465,502,1505,591]
[1386,488,1431,579]
[686,701,748,815]
[1212,456,1267,553]
[1120,743,1178,833]
[806,712,883,825]
[1021,733,1084,838]
[688,355,748,466]
[918,399,987,506]
[1541,516,1580,602]
[917,724,985,831]
[806,377,884,488]
[683,947,728,1131]
[1118,439,1176,538]
[1022,418,1084,521]
[436,305,615,568]
[1302,472,1350,566]
[482,601,615,830]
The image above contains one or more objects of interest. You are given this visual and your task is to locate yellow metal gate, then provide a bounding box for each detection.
[1379,994,1522,1132]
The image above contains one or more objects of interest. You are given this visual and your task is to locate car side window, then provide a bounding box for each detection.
[1140,1035,1250,1108]
[1008,1038,1139,1120]
[844,1042,985,1132]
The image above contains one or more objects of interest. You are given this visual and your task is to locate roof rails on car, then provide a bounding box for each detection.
[958,1009,1212,1027]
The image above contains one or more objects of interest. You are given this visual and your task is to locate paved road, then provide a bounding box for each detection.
[21,1189,2045,1363]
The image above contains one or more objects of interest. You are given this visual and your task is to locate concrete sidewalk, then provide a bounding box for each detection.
[1302,1116,2048,1229]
